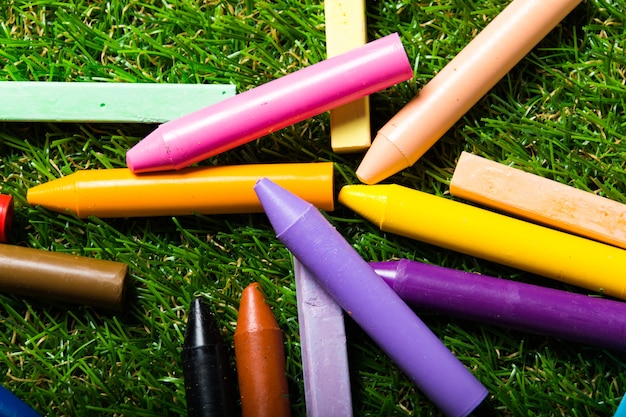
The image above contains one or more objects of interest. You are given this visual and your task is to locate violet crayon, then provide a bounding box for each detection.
[254,178,492,417]
[182,297,237,417]
[371,259,626,351]
[294,258,353,417]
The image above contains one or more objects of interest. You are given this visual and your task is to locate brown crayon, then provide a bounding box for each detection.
[0,243,127,310]
[234,282,291,417]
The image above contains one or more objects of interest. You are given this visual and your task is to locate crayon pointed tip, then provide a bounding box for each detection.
[236,283,280,334]
[126,129,175,173]
[356,133,411,184]
[338,184,389,227]
[26,175,78,215]
[254,178,313,235]
[184,297,221,349]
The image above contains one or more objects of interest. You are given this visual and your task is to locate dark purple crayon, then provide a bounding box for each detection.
[182,297,237,417]
[370,259,626,351]
[254,178,492,417]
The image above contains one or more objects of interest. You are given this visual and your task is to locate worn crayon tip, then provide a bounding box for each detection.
[235,282,280,334]
[254,178,313,235]
[337,184,389,226]
[184,297,222,349]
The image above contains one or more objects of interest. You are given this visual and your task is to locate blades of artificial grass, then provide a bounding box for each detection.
[1,0,625,416]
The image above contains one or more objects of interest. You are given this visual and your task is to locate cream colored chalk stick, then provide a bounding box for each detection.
[0,82,235,123]
[325,0,371,153]
[450,151,626,249]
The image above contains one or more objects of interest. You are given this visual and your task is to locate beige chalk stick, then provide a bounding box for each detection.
[325,0,371,153]
[450,151,626,249]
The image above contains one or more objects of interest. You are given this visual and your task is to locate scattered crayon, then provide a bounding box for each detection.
[338,184,626,300]
[0,194,13,243]
[254,178,492,417]
[234,283,291,417]
[27,162,335,218]
[0,82,236,123]
[182,297,238,417]
[370,258,626,351]
[325,0,371,153]
[0,243,127,310]
[294,258,353,417]
[126,33,412,173]
[450,151,626,249]
[0,385,42,417]
[615,394,626,417]
[355,0,582,184]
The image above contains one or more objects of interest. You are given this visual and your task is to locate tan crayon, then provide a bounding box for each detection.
[356,0,582,184]
[0,244,127,310]
[450,151,626,249]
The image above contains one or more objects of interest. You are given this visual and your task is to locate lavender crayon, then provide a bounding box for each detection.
[371,259,626,351]
[254,178,492,417]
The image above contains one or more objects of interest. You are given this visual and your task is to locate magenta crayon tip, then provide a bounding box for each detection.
[0,194,14,243]
[126,132,175,172]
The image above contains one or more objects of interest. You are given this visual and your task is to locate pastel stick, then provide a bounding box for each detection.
[294,258,353,417]
[325,0,371,153]
[450,151,626,249]
[0,82,235,123]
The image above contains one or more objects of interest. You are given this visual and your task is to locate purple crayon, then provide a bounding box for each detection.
[371,258,626,351]
[294,258,353,417]
[254,178,494,417]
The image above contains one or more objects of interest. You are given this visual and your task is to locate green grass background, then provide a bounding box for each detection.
[0,0,625,415]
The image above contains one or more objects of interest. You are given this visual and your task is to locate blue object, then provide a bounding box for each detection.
[616,395,626,417]
[0,385,42,417]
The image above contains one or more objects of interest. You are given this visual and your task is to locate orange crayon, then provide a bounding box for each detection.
[450,152,626,249]
[234,283,291,417]
[27,162,334,218]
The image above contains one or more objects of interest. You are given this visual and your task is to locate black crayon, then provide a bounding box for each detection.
[182,297,237,417]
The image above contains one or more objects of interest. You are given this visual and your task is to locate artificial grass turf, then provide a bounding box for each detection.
[0,0,625,415]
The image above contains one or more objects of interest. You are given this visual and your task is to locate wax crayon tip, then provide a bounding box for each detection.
[184,297,222,348]
[236,282,280,333]
[337,184,388,226]
[126,131,174,173]
[27,176,76,215]
[356,133,410,184]
[0,194,13,243]
[254,178,313,234]
[182,297,238,417]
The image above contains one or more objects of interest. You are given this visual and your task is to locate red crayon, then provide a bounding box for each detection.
[0,194,14,242]
[234,283,291,417]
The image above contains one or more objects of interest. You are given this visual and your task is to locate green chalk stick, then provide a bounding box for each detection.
[0,82,236,123]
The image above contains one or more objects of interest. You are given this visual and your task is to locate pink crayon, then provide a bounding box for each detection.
[126,33,413,173]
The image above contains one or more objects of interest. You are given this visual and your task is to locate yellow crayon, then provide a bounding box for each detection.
[338,184,626,300]
[28,162,334,218]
